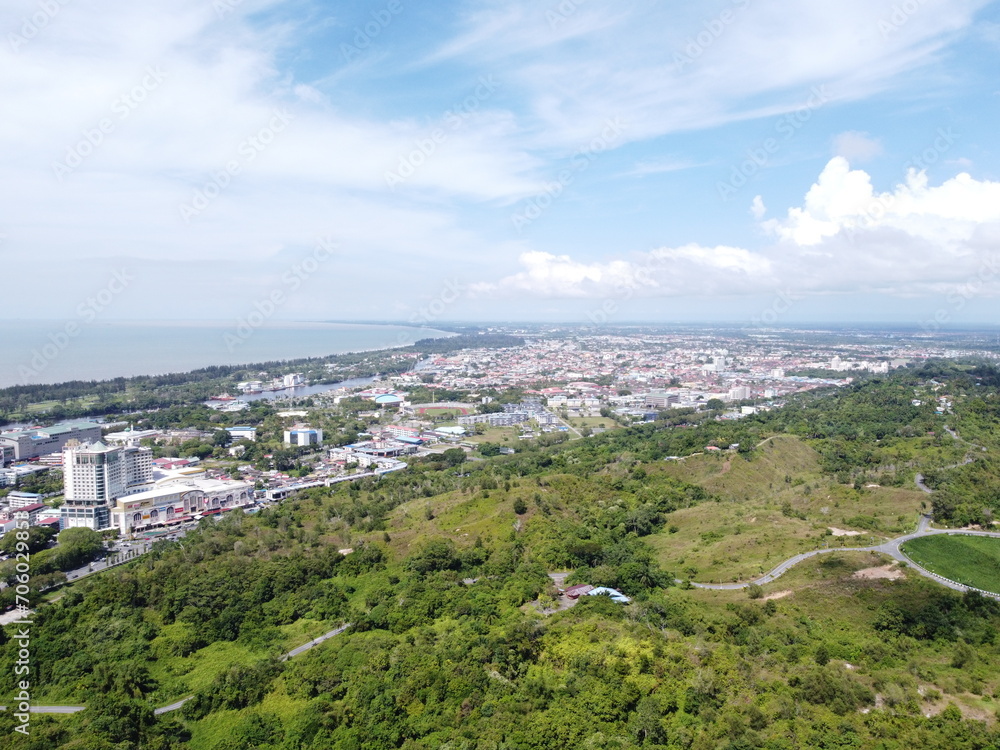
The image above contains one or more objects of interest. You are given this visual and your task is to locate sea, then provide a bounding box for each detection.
[0,321,452,389]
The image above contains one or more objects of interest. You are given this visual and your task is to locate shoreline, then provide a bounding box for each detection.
[0,321,456,391]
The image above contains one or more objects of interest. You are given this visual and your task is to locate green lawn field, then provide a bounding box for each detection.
[902,534,1000,594]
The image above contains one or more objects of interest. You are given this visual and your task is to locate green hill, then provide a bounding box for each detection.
[3,365,1000,748]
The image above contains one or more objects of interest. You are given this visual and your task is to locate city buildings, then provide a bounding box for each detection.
[0,420,102,460]
[457,412,529,427]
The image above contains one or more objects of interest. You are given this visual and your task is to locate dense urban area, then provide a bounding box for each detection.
[3,325,1000,749]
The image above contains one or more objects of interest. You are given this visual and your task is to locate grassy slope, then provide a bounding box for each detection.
[646,435,926,582]
[903,535,1000,594]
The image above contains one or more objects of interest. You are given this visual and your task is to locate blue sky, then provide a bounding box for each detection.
[2,0,1000,328]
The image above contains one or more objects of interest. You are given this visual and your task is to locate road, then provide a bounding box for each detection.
[688,423,996,594]
[63,541,153,583]
[280,623,352,661]
[0,623,352,716]
[685,516,1000,597]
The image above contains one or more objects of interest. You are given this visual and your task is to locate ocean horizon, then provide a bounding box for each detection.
[0,320,452,389]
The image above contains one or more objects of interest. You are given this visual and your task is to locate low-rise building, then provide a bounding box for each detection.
[0,464,50,487]
[226,426,257,442]
[457,412,529,427]
[13,502,49,526]
[7,491,43,510]
[0,420,103,460]
[110,478,254,535]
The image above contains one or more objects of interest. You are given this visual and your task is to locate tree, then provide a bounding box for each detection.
[0,525,56,555]
[51,527,104,570]
[442,448,466,466]
[815,643,830,665]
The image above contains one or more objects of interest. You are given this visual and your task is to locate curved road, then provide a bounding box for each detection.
[684,424,997,594]
[684,516,1000,596]
[0,623,352,716]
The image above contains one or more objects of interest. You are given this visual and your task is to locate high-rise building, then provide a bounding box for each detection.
[60,442,153,530]
[727,386,752,401]
[284,425,323,446]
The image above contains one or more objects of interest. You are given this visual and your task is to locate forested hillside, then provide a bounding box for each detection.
[3,363,1000,749]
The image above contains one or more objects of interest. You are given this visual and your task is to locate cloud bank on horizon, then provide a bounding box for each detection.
[1,0,999,324]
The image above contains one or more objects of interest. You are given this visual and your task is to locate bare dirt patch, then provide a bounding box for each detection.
[853,563,904,580]
[829,527,863,537]
[763,590,792,601]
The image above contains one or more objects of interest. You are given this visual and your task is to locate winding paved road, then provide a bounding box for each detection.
[683,516,1000,596]
[684,424,998,594]
[0,623,352,716]
[686,431,994,596]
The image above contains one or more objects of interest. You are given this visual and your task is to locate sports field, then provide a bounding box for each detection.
[902,534,1000,594]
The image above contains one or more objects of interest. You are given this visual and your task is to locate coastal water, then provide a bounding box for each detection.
[0,321,450,389]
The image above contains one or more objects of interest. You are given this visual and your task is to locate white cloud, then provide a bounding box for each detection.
[470,250,659,298]
[751,195,767,219]
[473,245,773,299]
[763,157,1000,247]
[477,158,1000,301]
[623,158,705,177]
[429,0,991,148]
[832,131,883,162]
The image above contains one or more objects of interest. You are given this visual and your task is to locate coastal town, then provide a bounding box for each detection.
[0,328,992,542]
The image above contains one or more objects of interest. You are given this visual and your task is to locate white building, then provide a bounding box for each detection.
[457,412,529,427]
[0,420,103,460]
[283,373,305,388]
[111,478,254,535]
[7,491,44,510]
[103,427,162,446]
[644,392,679,409]
[60,442,153,530]
[284,425,323,447]
[727,386,751,401]
[226,426,257,442]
